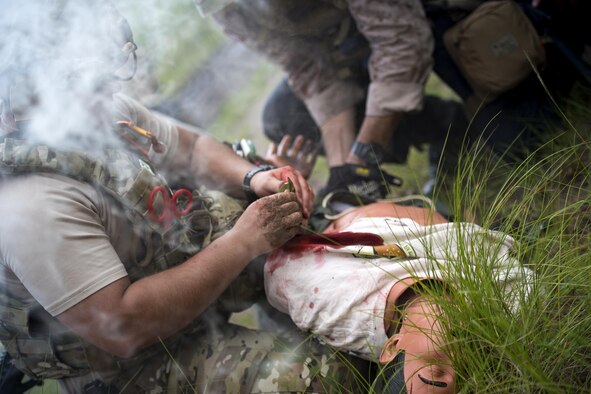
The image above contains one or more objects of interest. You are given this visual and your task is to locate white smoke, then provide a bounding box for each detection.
[0,0,175,152]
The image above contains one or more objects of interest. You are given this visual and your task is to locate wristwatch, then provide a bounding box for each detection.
[351,141,385,164]
[242,164,275,203]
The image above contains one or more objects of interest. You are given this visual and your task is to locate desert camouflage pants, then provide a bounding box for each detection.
[114,315,370,393]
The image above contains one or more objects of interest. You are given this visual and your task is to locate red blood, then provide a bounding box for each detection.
[267,232,383,275]
[309,302,315,309]
[266,249,292,275]
[282,232,383,253]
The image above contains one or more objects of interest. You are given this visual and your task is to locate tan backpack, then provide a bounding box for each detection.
[443,0,546,102]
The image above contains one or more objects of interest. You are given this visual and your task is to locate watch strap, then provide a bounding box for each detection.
[351,141,384,164]
[242,164,275,203]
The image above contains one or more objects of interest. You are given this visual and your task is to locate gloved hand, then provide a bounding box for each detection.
[0,352,42,394]
[321,163,402,201]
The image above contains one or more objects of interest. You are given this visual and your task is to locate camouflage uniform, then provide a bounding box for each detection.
[0,106,369,392]
[212,0,434,126]
[133,316,369,393]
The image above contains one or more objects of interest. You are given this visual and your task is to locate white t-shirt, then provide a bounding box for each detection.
[264,217,530,360]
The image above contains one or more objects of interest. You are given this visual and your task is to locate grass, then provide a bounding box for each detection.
[28,380,59,394]
[390,85,591,393]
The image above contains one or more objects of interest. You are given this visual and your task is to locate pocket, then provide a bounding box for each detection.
[443,0,546,102]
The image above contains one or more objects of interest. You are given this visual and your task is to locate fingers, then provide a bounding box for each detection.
[271,167,313,217]
[240,192,303,253]
[273,134,311,159]
[297,137,312,159]
[283,210,304,228]
[290,135,305,157]
[262,189,309,221]
[267,190,298,206]
[269,198,304,246]
[277,135,292,157]
[284,208,305,237]
[263,188,298,205]
[266,142,277,158]
[274,201,304,230]
[285,171,314,218]
[302,139,319,163]
[260,191,303,225]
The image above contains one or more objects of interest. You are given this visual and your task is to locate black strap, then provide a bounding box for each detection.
[242,164,275,203]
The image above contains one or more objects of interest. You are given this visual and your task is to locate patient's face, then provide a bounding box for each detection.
[382,300,456,393]
[399,337,455,393]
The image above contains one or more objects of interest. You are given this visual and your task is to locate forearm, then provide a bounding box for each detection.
[347,113,402,165]
[116,229,256,354]
[320,108,357,167]
[182,127,314,216]
[60,228,258,358]
[58,193,303,358]
[188,132,254,198]
[320,110,403,166]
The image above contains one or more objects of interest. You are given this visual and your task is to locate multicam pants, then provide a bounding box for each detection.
[107,265,370,393]
[115,314,370,393]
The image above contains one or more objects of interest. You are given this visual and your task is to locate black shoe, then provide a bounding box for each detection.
[320,164,402,201]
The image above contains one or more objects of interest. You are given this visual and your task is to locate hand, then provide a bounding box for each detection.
[249,166,314,218]
[0,353,42,394]
[265,135,318,179]
[232,192,304,255]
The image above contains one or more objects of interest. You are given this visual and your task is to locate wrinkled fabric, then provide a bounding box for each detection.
[265,217,531,360]
[213,0,433,125]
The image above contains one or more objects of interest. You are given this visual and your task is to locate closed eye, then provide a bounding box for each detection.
[418,374,448,388]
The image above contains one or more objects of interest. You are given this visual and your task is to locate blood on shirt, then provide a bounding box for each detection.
[266,232,384,274]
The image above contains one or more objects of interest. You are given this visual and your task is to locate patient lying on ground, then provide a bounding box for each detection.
[264,202,531,393]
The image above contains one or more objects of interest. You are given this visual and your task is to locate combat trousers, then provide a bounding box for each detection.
[108,314,371,393]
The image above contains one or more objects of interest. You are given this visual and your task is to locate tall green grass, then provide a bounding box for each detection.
[398,87,591,393]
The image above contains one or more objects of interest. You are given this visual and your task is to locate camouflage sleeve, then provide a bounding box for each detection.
[212,4,365,126]
[154,322,371,393]
[347,0,434,115]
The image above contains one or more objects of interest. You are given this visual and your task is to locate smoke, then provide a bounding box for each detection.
[0,0,154,151]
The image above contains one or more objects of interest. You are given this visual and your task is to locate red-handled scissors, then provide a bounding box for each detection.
[148,186,193,229]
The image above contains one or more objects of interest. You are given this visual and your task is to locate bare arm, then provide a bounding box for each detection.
[346,113,402,165]
[320,108,357,167]
[161,122,256,197]
[58,192,303,358]
[160,122,313,217]
[318,109,403,167]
